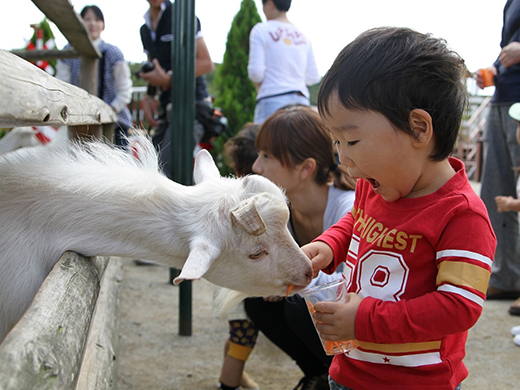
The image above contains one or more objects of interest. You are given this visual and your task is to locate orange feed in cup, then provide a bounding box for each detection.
[306,301,358,355]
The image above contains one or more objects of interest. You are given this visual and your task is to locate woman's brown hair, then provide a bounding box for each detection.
[255,105,356,191]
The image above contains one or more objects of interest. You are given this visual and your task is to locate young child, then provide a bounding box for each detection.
[301,27,497,390]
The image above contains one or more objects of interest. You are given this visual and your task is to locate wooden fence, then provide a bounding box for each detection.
[0,254,122,390]
[0,1,123,388]
[453,95,492,182]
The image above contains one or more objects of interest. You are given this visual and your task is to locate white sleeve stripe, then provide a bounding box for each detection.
[438,284,485,307]
[348,234,360,258]
[436,249,492,267]
[347,348,442,367]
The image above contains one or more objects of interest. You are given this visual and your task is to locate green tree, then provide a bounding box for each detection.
[211,0,261,173]
[26,18,57,75]
[129,62,148,88]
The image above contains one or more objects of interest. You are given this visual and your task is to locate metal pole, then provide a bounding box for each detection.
[171,0,196,336]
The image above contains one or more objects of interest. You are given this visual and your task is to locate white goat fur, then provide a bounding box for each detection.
[0,133,312,341]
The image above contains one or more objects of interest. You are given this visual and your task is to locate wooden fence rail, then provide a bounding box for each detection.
[453,95,492,182]
[0,254,123,390]
[0,2,121,388]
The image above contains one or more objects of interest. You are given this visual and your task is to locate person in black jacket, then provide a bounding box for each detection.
[476,0,520,307]
[139,0,214,178]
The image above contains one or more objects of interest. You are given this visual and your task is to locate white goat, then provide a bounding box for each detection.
[0,133,313,341]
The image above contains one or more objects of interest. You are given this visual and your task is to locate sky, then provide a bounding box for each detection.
[0,0,508,90]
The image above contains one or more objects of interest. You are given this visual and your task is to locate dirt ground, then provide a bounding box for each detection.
[115,258,520,390]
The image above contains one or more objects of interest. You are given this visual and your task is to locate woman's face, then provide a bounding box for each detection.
[252,150,301,196]
[82,9,104,41]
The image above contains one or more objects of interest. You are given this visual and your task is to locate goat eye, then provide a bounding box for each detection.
[249,250,267,260]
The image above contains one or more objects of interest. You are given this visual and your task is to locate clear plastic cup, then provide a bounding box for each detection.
[301,279,358,355]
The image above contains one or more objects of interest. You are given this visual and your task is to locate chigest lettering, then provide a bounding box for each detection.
[354,209,422,253]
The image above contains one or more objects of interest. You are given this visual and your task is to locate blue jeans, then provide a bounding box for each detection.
[253,92,310,123]
[328,377,462,390]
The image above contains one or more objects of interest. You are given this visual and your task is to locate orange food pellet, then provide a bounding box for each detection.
[286,284,294,297]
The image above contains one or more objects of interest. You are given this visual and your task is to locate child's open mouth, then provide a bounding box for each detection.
[367,178,380,191]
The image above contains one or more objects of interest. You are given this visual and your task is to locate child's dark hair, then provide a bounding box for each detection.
[256,105,356,191]
[318,27,468,161]
[80,5,104,22]
[262,0,291,12]
[224,123,260,177]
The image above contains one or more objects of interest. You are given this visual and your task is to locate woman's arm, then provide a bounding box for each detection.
[110,61,132,113]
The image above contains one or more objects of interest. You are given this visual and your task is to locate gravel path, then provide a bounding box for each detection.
[116,258,520,390]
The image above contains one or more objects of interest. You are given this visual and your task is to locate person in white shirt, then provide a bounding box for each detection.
[248,0,321,123]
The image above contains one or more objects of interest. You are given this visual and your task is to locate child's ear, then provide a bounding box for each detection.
[409,109,433,149]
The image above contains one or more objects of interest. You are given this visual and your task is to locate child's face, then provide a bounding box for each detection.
[322,96,428,202]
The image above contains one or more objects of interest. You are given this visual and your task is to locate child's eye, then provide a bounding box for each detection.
[333,140,340,146]
[347,141,358,146]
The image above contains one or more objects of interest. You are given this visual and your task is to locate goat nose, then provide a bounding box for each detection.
[305,268,313,284]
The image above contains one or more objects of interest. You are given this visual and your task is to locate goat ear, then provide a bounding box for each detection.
[173,242,219,285]
[193,149,220,184]
[231,196,267,236]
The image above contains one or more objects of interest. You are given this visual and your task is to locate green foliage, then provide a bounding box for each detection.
[204,63,219,97]
[28,18,57,74]
[211,0,261,175]
[129,62,148,87]
[308,82,321,106]
[37,19,54,43]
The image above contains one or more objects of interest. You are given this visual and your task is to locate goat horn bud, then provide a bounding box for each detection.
[231,198,267,236]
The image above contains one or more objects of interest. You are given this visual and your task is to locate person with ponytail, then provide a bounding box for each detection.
[240,105,355,390]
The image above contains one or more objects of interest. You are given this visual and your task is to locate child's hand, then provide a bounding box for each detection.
[313,293,362,341]
[301,241,334,278]
[495,195,516,212]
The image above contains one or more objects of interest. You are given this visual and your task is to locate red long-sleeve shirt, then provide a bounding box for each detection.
[316,158,496,390]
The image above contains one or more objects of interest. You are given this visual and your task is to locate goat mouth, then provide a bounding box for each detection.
[286,283,307,295]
